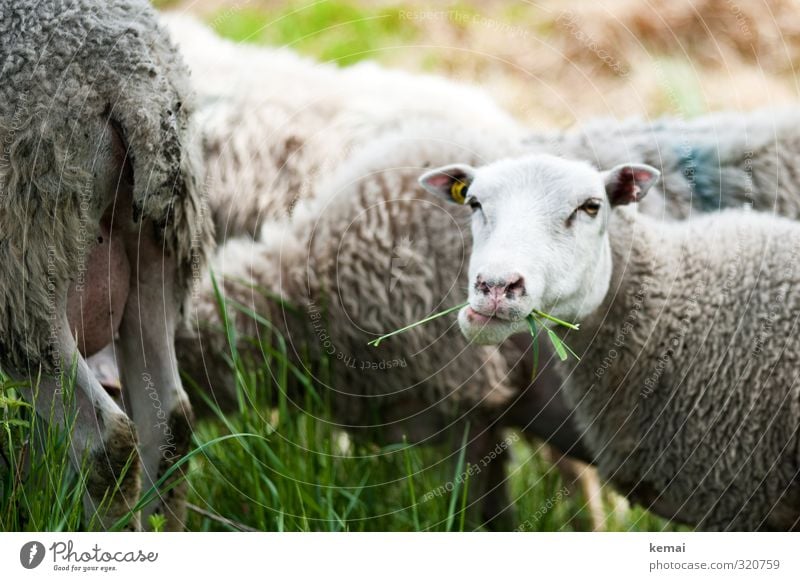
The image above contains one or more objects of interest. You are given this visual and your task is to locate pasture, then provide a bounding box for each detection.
[3,0,798,531]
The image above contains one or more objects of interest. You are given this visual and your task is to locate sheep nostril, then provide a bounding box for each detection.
[505,275,525,298]
[475,275,491,296]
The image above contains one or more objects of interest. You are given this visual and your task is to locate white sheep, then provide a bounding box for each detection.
[420,153,800,530]
[164,15,800,236]
[0,0,212,529]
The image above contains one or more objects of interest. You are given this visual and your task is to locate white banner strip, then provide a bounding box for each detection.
[1,532,798,580]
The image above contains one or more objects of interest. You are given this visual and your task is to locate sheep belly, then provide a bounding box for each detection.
[66,221,130,357]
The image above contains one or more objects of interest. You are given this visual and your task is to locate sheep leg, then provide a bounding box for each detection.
[15,319,141,530]
[543,449,606,531]
[462,423,515,530]
[578,466,606,531]
[117,224,192,531]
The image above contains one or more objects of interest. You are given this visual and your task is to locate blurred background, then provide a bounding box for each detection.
[157,0,800,127]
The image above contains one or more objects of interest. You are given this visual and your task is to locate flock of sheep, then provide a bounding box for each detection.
[1,0,799,531]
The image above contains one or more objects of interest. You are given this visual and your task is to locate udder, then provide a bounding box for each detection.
[66,219,130,356]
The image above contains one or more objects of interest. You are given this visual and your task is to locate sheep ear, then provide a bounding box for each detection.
[603,164,660,206]
[418,164,476,205]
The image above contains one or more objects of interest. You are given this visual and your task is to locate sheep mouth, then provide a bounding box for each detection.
[459,306,526,345]
[464,306,510,325]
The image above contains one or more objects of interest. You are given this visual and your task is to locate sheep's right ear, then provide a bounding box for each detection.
[418,164,476,205]
[603,163,660,206]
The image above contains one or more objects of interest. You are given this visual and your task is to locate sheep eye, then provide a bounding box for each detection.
[468,198,482,212]
[579,198,602,217]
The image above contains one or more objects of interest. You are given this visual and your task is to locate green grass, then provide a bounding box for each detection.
[0,373,85,531]
[654,58,708,118]
[150,0,181,8]
[208,1,418,66]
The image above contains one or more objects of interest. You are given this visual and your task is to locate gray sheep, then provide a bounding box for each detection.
[0,0,213,529]
[525,108,800,220]
[421,153,800,530]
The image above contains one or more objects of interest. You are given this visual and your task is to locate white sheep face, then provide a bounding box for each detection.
[419,154,660,345]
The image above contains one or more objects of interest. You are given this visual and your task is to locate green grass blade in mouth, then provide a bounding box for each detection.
[546,328,568,361]
[367,300,582,383]
[530,308,580,330]
[368,302,469,347]
[527,315,540,381]
[528,311,580,380]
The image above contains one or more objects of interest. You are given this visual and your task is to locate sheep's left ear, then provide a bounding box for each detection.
[603,164,660,206]
[418,164,476,205]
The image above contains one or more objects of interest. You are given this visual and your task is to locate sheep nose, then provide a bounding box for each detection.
[475,273,526,300]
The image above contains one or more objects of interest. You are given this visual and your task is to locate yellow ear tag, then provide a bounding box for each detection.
[450,180,468,204]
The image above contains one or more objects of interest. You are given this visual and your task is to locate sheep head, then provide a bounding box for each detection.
[419,155,659,345]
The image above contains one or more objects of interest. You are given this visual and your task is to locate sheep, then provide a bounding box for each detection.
[157,16,591,527]
[0,0,212,530]
[159,13,525,242]
[522,108,800,221]
[420,153,800,530]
